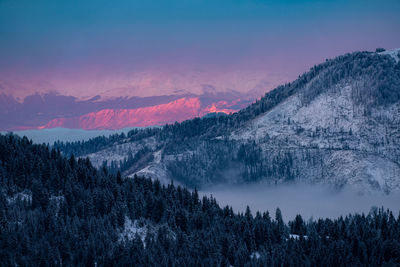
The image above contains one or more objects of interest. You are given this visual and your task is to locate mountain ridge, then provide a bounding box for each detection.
[55,49,400,193]
[0,91,252,131]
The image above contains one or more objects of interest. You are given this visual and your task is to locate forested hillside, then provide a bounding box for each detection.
[1,134,400,266]
[53,49,400,192]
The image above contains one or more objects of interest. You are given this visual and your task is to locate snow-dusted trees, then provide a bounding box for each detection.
[1,133,400,266]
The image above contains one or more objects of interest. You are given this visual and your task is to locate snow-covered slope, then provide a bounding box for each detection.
[231,83,400,192]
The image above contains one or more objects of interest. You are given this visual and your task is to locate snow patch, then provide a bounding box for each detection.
[119,217,176,247]
[7,191,32,204]
[289,234,308,240]
[378,48,400,63]
[250,251,261,259]
[119,217,148,245]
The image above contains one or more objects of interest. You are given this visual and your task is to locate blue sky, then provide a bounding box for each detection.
[1,0,399,97]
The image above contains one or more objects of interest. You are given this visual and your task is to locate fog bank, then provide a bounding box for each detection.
[201,183,400,222]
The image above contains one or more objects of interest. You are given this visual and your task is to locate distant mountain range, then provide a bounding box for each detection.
[54,48,400,193]
[0,91,253,131]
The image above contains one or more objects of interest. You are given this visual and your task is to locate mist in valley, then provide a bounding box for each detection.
[201,183,400,222]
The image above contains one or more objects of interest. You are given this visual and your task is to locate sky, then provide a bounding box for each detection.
[1,0,400,99]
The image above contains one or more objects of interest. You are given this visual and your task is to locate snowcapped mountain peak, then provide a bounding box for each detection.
[378,47,400,63]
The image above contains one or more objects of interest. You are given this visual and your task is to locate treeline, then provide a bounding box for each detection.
[1,133,400,266]
[53,132,127,157]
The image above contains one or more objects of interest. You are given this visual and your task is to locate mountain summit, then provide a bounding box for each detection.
[57,49,400,193]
